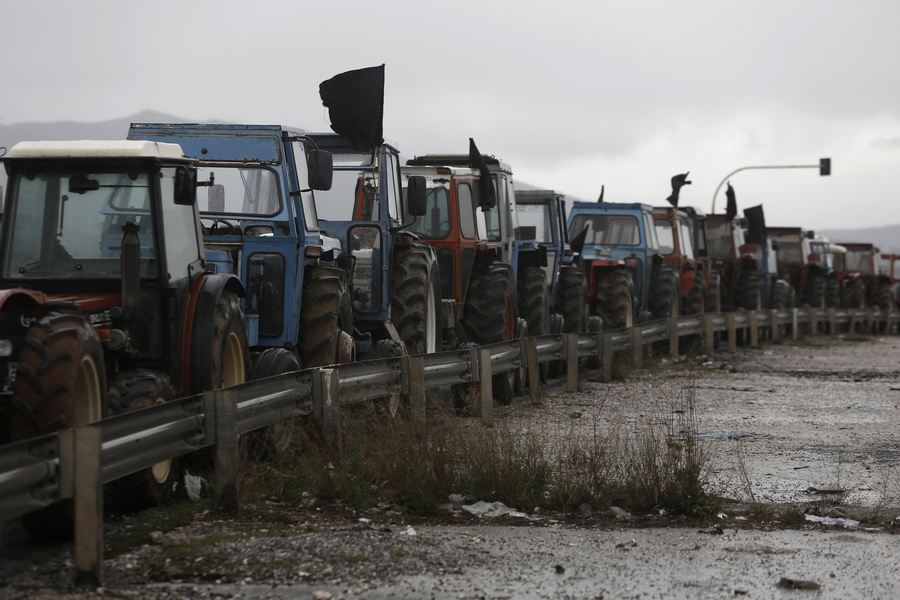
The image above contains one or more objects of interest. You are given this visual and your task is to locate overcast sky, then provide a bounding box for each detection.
[3,0,899,230]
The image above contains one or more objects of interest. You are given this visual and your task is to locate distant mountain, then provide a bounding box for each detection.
[818,224,900,255]
[0,111,192,149]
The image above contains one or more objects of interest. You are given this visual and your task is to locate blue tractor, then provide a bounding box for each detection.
[128,123,355,378]
[568,201,680,329]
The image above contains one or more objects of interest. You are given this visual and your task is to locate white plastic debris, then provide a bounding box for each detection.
[463,500,515,518]
[805,514,859,528]
[184,471,205,502]
[403,525,417,536]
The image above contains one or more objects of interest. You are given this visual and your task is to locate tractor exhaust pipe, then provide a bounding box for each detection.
[121,221,141,318]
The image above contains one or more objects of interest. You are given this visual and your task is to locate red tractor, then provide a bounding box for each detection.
[833,243,892,314]
[0,141,251,537]
[652,207,707,315]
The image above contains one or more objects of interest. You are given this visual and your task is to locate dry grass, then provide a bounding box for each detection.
[237,381,721,520]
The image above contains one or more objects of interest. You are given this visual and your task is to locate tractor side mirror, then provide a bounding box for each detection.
[308,149,333,191]
[406,175,427,217]
[174,165,197,206]
[208,184,226,212]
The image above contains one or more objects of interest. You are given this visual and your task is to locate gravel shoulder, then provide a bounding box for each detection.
[2,334,899,599]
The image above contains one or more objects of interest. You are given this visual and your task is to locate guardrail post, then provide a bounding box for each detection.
[566,334,579,392]
[631,326,643,368]
[827,307,837,334]
[313,368,342,459]
[791,308,799,340]
[809,307,818,335]
[477,348,493,426]
[212,388,240,513]
[405,355,425,417]
[770,310,780,342]
[525,338,542,405]
[667,318,679,358]
[748,311,758,347]
[602,333,613,381]
[72,424,103,588]
[726,313,737,352]
[704,314,715,355]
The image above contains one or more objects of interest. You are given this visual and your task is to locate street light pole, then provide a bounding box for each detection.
[710,158,831,213]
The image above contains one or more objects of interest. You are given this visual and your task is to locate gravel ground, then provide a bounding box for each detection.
[2,334,899,599]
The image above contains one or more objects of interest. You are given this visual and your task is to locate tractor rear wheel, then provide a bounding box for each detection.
[106,371,177,508]
[10,311,107,539]
[682,273,705,315]
[594,267,634,330]
[391,242,441,356]
[649,261,680,319]
[244,348,302,464]
[736,270,763,311]
[876,280,893,332]
[557,267,587,334]
[518,265,550,382]
[462,261,515,404]
[841,280,866,310]
[825,277,840,308]
[803,274,826,309]
[298,265,353,368]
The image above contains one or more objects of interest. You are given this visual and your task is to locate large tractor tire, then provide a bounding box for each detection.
[770,281,787,309]
[825,277,840,308]
[244,348,302,465]
[735,270,763,311]
[391,242,441,356]
[682,273,705,316]
[557,267,587,335]
[462,261,515,404]
[105,371,178,509]
[706,278,722,313]
[191,289,250,393]
[840,280,866,310]
[518,265,550,340]
[594,267,634,330]
[649,261,680,319]
[298,265,353,368]
[518,265,550,382]
[803,274,826,309]
[9,311,107,539]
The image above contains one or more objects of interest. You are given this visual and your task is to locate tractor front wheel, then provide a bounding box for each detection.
[594,267,634,330]
[298,265,353,368]
[391,243,441,356]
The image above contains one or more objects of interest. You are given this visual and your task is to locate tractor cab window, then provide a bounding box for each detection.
[457,183,476,239]
[772,234,802,264]
[654,218,675,255]
[569,214,641,246]
[483,176,502,242]
[160,167,202,282]
[407,183,450,239]
[197,166,280,218]
[678,219,695,259]
[706,220,733,259]
[2,170,157,279]
[517,203,554,244]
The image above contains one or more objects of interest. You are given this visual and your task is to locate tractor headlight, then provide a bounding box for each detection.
[0,339,13,357]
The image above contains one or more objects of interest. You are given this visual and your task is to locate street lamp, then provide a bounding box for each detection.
[710,158,831,213]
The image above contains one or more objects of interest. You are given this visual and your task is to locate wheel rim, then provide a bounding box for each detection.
[223,331,247,388]
[74,355,103,427]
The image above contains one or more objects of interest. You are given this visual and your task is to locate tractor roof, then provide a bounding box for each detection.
[8,139,186,159]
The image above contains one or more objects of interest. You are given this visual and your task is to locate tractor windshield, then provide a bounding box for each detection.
[654,218,675,254]
[2,170,158,279]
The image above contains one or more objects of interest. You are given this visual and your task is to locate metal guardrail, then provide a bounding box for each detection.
[0,305,893,585]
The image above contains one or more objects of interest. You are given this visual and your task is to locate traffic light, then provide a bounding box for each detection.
[819,158,831,176]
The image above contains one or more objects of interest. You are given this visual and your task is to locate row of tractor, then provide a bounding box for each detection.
[0,65,896,538]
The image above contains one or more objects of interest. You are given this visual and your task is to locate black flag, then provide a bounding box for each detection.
[666,172,691,207]
[469,138,496,209]
[597,184,605,203]
[319,64,385,150]
[725,182,737,222]
[743,205,767,245]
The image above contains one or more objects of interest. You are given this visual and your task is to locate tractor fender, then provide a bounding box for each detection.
[0,289,45,313]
